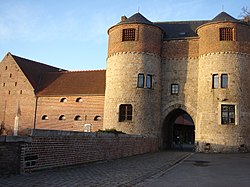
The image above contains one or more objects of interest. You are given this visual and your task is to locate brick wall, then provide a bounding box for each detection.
[162,38,199,59]
[0,53,36,136]
[35,95,104,132]
[0,136,32,175]
[108,24,163,56]
[19,129,158,173]
[197,22,250,55]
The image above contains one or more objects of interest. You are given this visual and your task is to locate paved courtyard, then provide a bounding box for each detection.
[0,151,190,187]
[1,151,250,187]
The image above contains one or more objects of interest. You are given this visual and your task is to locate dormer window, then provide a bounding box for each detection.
[220,28,234,41]
[178,32,187,37]
[122,28,136,41]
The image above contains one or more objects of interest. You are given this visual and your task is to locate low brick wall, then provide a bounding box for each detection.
[17,129,158,173]
[0,136,32,175]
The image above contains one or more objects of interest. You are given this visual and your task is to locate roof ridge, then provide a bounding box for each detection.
[154,20,210,24]
[41,69,106,75]
[11,53,64,70]
[68,69,106,73]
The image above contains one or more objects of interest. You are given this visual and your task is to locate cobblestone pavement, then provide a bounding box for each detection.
[0,151,191,187]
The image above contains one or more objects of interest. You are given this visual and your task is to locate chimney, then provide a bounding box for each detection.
[243,16,250,23]
[121,16,127,21]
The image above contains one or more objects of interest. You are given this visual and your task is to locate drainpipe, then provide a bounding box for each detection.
[33,75,42,130]
[33,96,38,129]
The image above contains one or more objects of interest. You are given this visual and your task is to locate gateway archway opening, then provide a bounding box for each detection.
[162,109,195,151]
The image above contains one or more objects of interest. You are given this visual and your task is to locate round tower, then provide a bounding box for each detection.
[103,13,164,136]
[196,12,250,152]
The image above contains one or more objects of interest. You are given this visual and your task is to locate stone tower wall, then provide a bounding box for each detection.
[161,56,199,122]
[104,23,163,136]
[196,22,250,152]
[104,52,161,136]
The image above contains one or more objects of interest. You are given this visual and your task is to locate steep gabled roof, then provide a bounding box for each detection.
[11,54,63,89]
[212,11,239,22]
[36,70,106,96]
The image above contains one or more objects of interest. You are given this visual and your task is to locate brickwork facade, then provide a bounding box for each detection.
[0,53,36,135]
[0,54,105,135]
[35,95,104,132]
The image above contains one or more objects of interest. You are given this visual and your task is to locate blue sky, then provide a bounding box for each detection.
[0,0,249,70]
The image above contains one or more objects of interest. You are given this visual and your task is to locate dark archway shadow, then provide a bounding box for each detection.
[162,109,195,152]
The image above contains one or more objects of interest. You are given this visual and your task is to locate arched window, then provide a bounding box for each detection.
[42,115,49,120]
[59,115,66,120]
[76,97,83,102]
[94,116,102,121]
[60,98,67,102]
[74,115,82,121]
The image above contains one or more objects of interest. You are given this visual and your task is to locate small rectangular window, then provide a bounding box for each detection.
[221,74,228,88]
[212,74,219,89]
[146,74,152,89]
[122,29,136,41]
[119,104,132,122]
[137,74,144,88]
[171,84,179,95]
[221,105,235,125]
[220,28,234,41]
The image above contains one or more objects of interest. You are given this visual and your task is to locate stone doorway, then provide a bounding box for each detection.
[162,109,195,151]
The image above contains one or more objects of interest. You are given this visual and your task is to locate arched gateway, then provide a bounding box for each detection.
[162,109,195,151]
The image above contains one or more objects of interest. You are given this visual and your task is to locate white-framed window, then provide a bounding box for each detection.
[171,84,179,95]
[219,103,238,125]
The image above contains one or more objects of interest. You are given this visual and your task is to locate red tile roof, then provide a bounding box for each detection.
[36,70,106,96]
[11,53,63,89]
